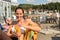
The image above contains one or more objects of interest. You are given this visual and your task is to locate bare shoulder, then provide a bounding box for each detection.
[26,19,33,23]
[25,19,38,25]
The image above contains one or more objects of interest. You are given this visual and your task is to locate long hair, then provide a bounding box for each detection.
[15,7,25,19]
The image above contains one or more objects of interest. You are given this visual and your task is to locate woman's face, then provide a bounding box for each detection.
[15,9,24,21]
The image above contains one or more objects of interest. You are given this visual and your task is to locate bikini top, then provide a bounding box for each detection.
[11,25,26,34]
[20,26,26,34]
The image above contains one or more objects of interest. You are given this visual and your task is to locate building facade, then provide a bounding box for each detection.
[0,0,11,24]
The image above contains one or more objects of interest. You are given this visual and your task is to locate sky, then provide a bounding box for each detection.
[17,0,60,5]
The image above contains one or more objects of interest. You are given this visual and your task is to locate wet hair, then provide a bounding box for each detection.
[15,7,24,13]
[15,7,25,19]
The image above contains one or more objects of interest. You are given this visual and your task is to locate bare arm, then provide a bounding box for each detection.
[22,20,41,32]
[7,25,12,36]
[25,22,41,32]
[7,25,21,37]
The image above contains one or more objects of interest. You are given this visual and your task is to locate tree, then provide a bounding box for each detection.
[18,4,33,10]
[11,5,17,11]
[17,2,60,12]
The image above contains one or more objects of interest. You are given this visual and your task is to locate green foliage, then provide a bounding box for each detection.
[18,4,33,10]
[11,5,17,11]
[11,2,60,12]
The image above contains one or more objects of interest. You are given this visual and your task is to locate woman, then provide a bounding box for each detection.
[7,7,41,40]
[15,7,41,40]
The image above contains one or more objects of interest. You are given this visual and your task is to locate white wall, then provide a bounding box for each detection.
[0,1,11,24]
